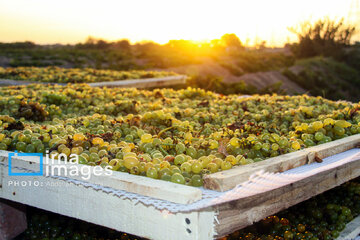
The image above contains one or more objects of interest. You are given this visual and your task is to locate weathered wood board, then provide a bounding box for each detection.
[336,214,360,240]
[1,149,360,239]
[88,75,187,88]
[204,134,360,191]
[0,75,187,88]
[0,166,215,240]
[213,154,360,237]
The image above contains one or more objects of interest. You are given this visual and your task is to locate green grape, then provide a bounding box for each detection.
[36,144,45,153]
[221,161,232,170]
[334,126,345,136]
[186,146,197,159]
[180,162,192,173]
[89,153,99,162]
[174,155,186,165]
[314,132,324,141]
[25,144,36,153]
[207,162,218,173]
[271,143,279,151]
[16,142,27,152]
[191,161,203,174]
[0,143,7,150]
[170,173,185,184]
[175,143,186,153]
[262,143,270,151]
[191,175,203,187]
[304,139,315,147]
[146,167,158,179]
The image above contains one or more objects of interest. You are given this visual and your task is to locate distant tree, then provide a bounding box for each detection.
[96,39,109,49]
[0,41,36,49]
[289,18,356,59]
[114,40,131,51]
[220,34,244,50]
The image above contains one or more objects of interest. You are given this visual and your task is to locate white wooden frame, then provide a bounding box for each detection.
[337,214,360,240]
[0,75,187,88]
[1,148,360,239]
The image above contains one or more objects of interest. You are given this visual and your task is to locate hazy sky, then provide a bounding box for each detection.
[0,0,358,46]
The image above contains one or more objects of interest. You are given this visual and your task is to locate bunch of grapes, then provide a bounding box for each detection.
[0,84,359,186]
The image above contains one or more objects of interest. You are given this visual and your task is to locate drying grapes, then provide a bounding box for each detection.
[0,84,359,186]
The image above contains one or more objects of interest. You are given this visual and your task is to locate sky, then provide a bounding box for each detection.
[0,0,358,46]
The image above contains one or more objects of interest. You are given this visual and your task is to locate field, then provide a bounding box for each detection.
[1,38,359,101]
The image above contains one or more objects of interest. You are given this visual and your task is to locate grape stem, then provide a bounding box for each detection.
[157,126,175,138]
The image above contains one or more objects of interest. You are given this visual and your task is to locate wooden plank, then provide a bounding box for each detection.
[204,134,360,191]
[213,155,360,237]
[0,79,58,86]
[0,151,202,204]
[337,214,360,240]
[0,75,187,88]
[0,165,215,240]
[88,75,187,88]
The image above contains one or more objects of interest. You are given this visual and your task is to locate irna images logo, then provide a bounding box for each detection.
[8,151,44,176]
[7,150,113,180]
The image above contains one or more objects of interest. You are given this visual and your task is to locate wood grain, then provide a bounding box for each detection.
[204,134,360,191]
[88,75,187,88]
[0,165,214,240]
[213,156,360,237]
[336,214,360,240]
[0,75,187,88]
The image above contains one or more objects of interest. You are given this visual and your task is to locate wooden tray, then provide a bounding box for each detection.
[204,134,360,191]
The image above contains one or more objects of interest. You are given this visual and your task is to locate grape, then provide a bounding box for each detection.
[191,161,203,174]
[334,126,345,136]
[0,143,7,150]
[304,139,315,147]
[314,132,324,141]
[159,161,170,169]
[191,175,203,187]
[89,153,99,162]
[208,139,218,149]
[291,141,301,150]
[124,157,139,169]
[180,162,191,173]
[221,161,232,170]
[229,137,239,147]
[207,162,218,173]
[170,173,185,184]
[186,146,197,159]
[271,143,279,151]
[335,120,351,128]
[73,133,86,141]
[174,155,186,165]
[146,167,158,179]
[175,143,185,153]
[140,133,152,143]
[16,142,27,152]
[25,144,36,153]
[92,137,104,146]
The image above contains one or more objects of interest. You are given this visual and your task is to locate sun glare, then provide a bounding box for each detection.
[0,0,355,46]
